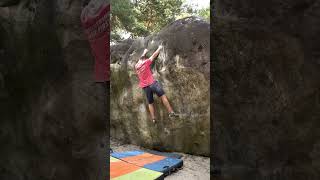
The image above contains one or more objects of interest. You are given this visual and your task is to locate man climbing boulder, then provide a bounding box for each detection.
[135,45,179,123]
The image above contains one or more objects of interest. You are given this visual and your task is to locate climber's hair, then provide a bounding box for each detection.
[140,55,147,60]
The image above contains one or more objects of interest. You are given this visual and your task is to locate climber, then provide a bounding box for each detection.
[135,45,179,123]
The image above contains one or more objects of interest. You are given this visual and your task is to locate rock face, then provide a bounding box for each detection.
[213,0,320,179]
[110,17,210,156]
[0,0,108,180]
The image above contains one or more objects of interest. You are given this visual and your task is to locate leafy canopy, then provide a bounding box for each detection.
[111,0,210,41]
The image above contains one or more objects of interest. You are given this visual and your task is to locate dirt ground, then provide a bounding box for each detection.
[110,139,210,180]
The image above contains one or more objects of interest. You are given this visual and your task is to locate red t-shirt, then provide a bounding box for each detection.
[135,59,155,88]
[81,3,110,82]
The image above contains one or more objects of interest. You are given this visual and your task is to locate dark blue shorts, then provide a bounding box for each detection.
[143,81,165,104]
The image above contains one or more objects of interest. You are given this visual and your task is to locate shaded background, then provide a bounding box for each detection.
[212,0,320,179]
[0,0,108,179]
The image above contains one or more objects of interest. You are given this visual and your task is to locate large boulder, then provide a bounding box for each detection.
[0,0,107,179]
[110,17,210,156]
[213,0,320,179]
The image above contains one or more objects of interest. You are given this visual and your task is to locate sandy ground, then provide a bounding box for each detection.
[110,139,210,180]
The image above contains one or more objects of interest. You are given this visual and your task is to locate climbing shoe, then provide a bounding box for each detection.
[169,112,179,118]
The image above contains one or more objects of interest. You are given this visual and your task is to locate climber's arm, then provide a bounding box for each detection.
[149,45,163,61]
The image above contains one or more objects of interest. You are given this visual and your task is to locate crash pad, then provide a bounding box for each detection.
[144,149,183,159]
[111,150,183,175]
[110,156,164,180]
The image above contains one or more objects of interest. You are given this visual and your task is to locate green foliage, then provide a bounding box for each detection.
[134,0,184,33]
[197,7,210,21]
[111,0,143,40]
[179,3,210,21]
[111,0,209,41]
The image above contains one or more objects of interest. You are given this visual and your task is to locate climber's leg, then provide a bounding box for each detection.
[150,81,174,113]
[148,103,156,120]
[160,95,173,113]
[143,85,156,121]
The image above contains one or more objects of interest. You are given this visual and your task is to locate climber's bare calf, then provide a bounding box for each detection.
[135,45,178,123]
[148,94,173,121]
[160,95,173,113]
